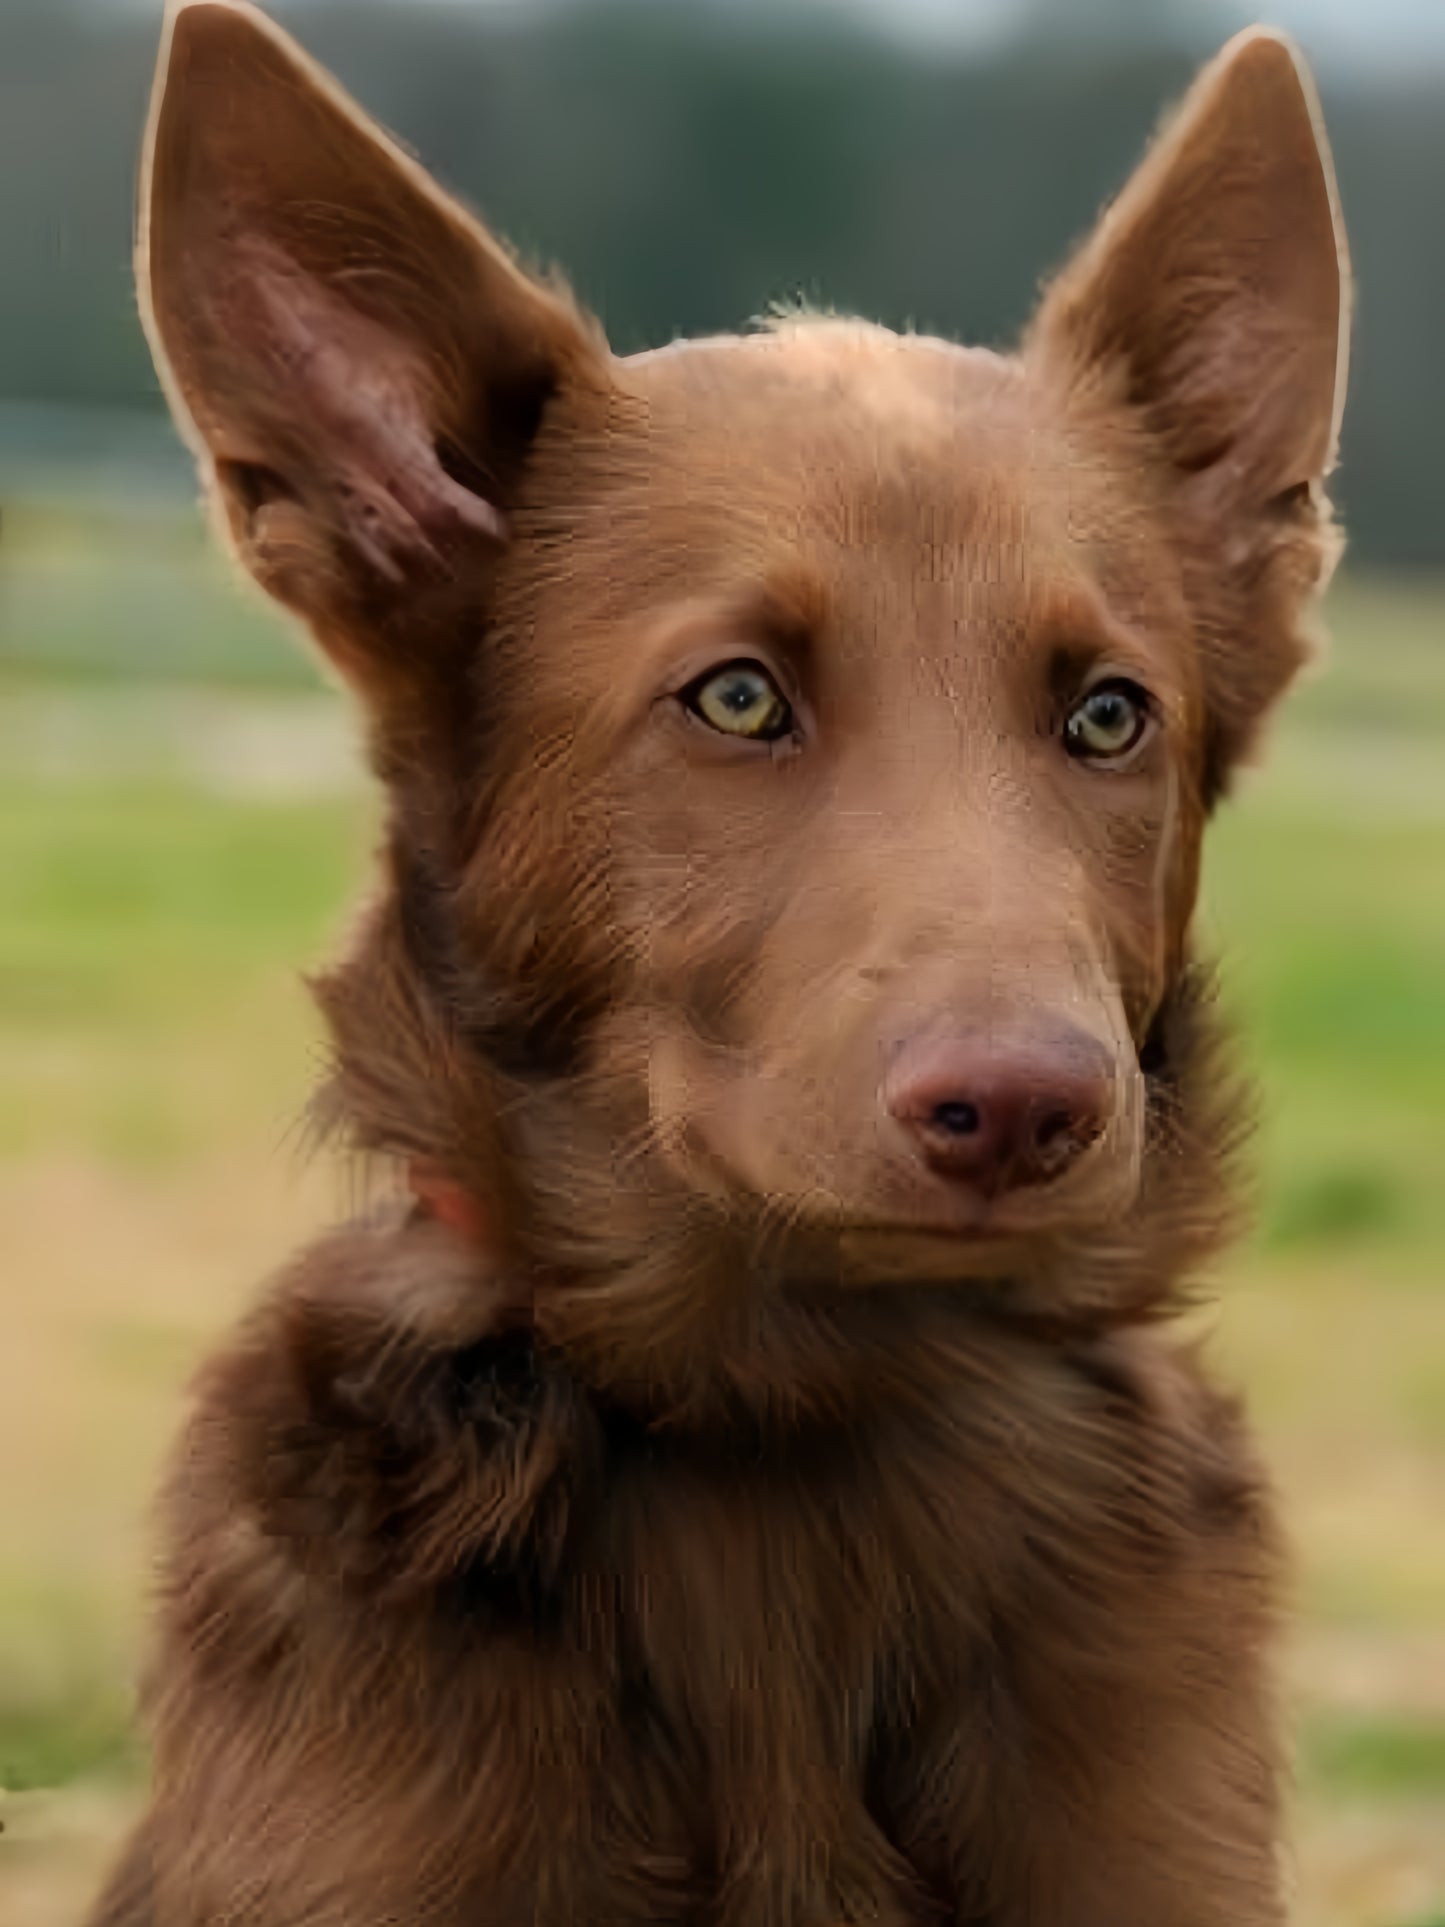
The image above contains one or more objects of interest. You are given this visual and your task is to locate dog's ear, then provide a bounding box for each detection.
[1028,28,1350,787]
[140,1,608,706]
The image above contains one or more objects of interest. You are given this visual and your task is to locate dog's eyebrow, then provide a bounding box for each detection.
[629,564,828,691]
[1035,579,1191,716]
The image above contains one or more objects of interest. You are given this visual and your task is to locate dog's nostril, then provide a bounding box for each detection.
[930,1099,981,1138]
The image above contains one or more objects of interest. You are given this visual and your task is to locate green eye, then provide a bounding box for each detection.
[684,660,795,742]
[1064,680,1152,762]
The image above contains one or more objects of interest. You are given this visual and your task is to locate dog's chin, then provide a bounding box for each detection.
[800,1201,1114,1288]
[856,1161,1141,1246]
[710,1165,1140,1290]
[820,1152,1150,1287]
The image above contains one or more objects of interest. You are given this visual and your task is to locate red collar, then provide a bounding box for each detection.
[407,1159,492,1246]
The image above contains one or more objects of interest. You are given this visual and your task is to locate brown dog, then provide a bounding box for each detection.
[90,4,1350,1922]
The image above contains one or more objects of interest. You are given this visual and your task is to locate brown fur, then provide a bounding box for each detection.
[91,6,1349,1923]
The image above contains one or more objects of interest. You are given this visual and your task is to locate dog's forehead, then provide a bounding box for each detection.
[598,321,1120,560]
[526,320,1165,646]
[619,322,1027,465]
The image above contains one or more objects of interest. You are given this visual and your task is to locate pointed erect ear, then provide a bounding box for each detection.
[1030,27,1349,507]
[1027,29,1351,778]
[140,1,608,699]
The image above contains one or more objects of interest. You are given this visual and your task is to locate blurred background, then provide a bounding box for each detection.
[1,0,1442,1920]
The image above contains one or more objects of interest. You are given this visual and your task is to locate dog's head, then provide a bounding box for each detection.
[140,4,1348,1414]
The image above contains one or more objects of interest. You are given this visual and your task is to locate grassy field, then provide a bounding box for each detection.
[1,508,1443,1924]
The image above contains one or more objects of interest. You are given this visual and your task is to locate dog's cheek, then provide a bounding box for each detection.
[1087,696,1209,1046]
[604,783,800,1036]
[584,844,835,1204]
[462,759,622,1032]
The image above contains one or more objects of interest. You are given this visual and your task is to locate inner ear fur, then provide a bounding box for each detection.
[139,1,608,701]
[1027,28,1351,786]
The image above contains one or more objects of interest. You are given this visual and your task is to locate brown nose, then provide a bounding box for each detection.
[883,1028,1113,1196]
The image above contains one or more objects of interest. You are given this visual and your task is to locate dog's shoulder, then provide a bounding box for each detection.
[155,1221,599,1632]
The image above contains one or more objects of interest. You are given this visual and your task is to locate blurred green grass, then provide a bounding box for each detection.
[1,508,1442,1923]
[0,506,316,689]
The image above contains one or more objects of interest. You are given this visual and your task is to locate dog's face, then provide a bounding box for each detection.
[487,332,1189,1259]
[141,7,1347,1317]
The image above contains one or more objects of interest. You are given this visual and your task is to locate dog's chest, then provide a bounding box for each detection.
[547,1350,1220,1924]
[565,1418,1028,1920]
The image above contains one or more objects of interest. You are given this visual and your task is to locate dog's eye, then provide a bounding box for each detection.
[1064,680,1153,763]
[683,661,795,742]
